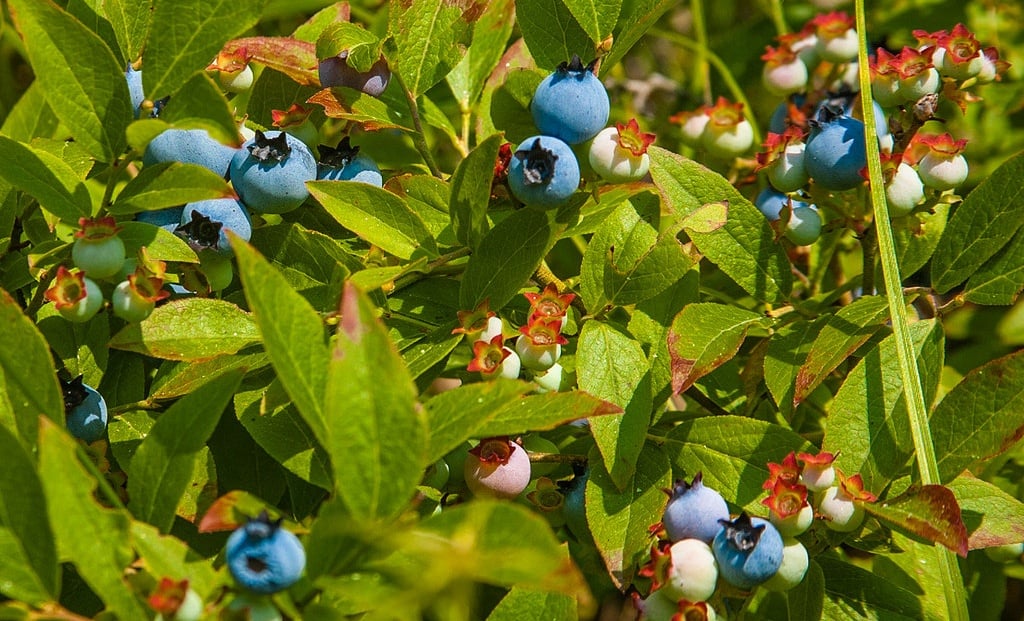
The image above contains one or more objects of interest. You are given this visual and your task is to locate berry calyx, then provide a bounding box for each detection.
[700,97,754,159]
[45,266,104,323]
[914,133,969,190]
[111,268,170,323]
[763,479,814,537]
[248,130,292,163]
[757,127,809,193]
[467,334,521,380]
[452,299,496,337]
[808,12,859,63]
[796,451,837,492]
[761,43,809,96]
[816,470,876,532]
[149,577,203,621]
[317,137,383,186]
[524,283,575,326]
[515,315,567,371]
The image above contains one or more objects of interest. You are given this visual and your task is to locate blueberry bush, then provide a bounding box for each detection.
[0,0,1022,619]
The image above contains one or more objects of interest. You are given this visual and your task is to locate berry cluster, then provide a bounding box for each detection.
[504,56,657,208]
[672,97,756,160]
[750,17,1008,252]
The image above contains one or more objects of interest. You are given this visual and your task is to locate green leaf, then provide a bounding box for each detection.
[130,521,218,599]
[249,68,322,130]
[629,271,700,406]
[150,352,268,400]
[308,86,415,132]
[401,327,462,380]
[824,320,944,490]
[144,0,269,100]
[585,443,671,589]
[232,236,330,449]
[475,391,622,437]
[483,66,546,145]
[948,475,1024,550]
[0,289,63,448]
[963,224,1024,305]
[412,500,591,600]
[38,419,150,620]
[577,321,651,488]
[663,416,814,513]
[0,136,91,222]
[109,298,260,361]
[37,305,110,388]
[308,181,439,260]
[931,151,1024,294]
[324,284,427,519]
[649,147,793,304]
[316,22,381,72]
[459,208,558,310]
[487,586,577,621]
[517,0,594,70]
[127,368,243,532]
[250,223,356,311]
[872,532,948,621]
[103,0,152,63]
[424,380,533,462]
[446,0,516,108]
[386,0,478,98]
[110,162,234,215]
[600,0,674,75]
[0,423,57,605]
[861,485,968,556]
[667,303,768,394]
[0,83,58,142]
[931,348,1024,482]
[117,221,199,263]
[8,0,131,162]
[763,318,824,418]
[786,559,825,621]
[450,133,503,249]
[877,203,949,289]
[793,295,890,406]
[562,0,622,42]
[580,200,693,310]
[158,72,242,147]
[234,373,332,491]
[817,554,925,620]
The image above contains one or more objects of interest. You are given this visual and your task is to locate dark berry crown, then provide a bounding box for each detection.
[248,130,292,163]
[811,102,847,128]
[515,139,558,186]
[669,471,704,498]
[557,54,599,76]
[319,136,360,168]
[61,375,88,413]
[719,513,765,552]
[174,211,223,250]
[244,510,283,540]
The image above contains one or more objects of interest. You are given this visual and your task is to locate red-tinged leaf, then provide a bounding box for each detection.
[219,37,319,87]
[948,475,1024,550]
[667,303,769,394]
[198,491,285,533]
[861,485,969,557]
[307,87,414,131]
[793,295,890,406]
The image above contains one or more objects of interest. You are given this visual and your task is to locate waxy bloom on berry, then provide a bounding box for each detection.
[762,43,809,96]
[756,127,809,193]
[797,450,837,491]
[914,132,969,190]
[465,437,531,499]
[700,97,754,159]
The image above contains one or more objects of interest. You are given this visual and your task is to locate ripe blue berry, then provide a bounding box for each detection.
[229,131,317,214]
[318,52,391,98]
[143,128,240,178]
[662,472,731,544]
[804,105,868,191]
[176,198,252,257]
[62,376,108,443]
[226,512,306,594]
[317,137,383,186]
[712,513,784,590]
[507,136,580,207]
[531,56,609,145]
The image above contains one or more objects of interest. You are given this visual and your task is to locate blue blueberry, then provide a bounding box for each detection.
[176,198,252,257]
[229,131,317,214]
[531,56,609,145]
[62,375,108,443]
[226,512,305,594]
[136,207,185,232]
[662,472,731,543]
[507,135,580,207]
[712,513,784,590]
[143,128,240,178]
[804,105,868,191]
[755,188,808,221]
[317,137,383,186]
